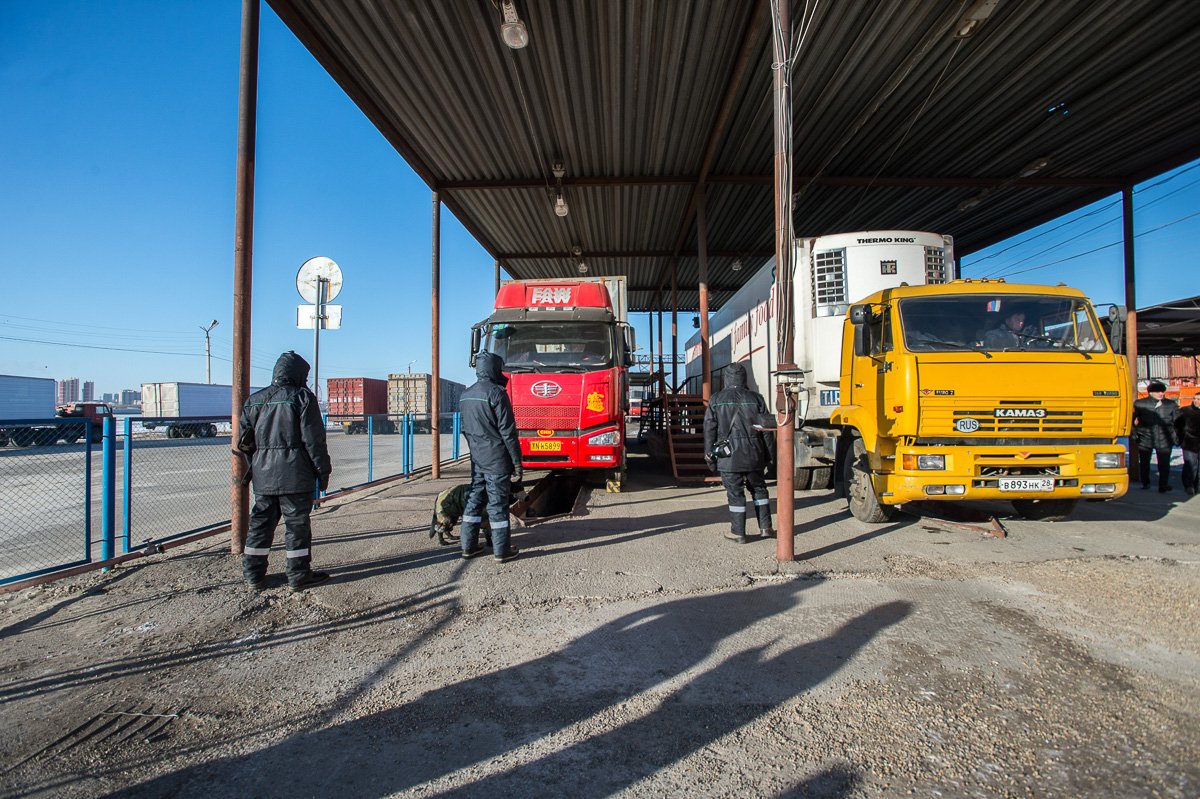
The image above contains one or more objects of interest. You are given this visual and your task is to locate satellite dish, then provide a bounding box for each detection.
[296,257,343,303]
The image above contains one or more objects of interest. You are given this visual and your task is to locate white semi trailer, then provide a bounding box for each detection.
[686,231,956,489]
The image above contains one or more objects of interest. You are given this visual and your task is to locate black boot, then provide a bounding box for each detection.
[289,570,330,592]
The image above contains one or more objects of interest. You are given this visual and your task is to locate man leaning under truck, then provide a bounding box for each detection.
[238,351,333,591]
[704,363,775,543]
[459,352,523,562]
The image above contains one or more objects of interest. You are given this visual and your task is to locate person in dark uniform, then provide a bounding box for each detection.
[1174,393,1200,495]
[459,352,523,561]
[237,351,332,592]
[1133,381,1178,492]
[703,363,775,543]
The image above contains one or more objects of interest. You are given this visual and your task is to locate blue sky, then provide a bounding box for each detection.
[2,3,1195,397]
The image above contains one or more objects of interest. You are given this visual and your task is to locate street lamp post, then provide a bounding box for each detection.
[201,320,219,384]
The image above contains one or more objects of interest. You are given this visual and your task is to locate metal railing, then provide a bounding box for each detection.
[0,412,465,586]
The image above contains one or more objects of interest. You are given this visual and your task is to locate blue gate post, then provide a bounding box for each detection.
[101,415,116,563]
[367,415,374,483]
[122,417,132,553]
[318,413,328,498]
[452,412,461,459]
[84,419,94,563]
[403,414,412,476]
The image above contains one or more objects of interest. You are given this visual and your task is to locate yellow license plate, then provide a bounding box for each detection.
[529,440,562,453]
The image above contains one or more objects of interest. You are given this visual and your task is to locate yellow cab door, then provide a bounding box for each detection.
[846,304,893,436]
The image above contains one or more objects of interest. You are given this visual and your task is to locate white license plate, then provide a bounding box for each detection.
[998,477,1054,492]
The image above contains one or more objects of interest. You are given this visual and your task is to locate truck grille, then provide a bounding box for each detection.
[919,397,1118,437]
[514,405,578,430]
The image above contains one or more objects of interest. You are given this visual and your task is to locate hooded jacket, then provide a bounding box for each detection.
[703,363,775,473]
[238,351,331,494]
[1175,402,1200,451]
[461,352,522,475]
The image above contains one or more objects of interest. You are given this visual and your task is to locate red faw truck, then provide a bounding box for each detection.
[471,277,636,491]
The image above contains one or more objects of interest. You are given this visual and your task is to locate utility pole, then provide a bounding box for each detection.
[201,320,219,384]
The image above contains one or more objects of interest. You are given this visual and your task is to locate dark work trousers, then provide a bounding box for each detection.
[461,468,512,556]
[243,492,315,582]
[1137,447,1172,490]
[1182,449,1200,494]
[720,470,772,537]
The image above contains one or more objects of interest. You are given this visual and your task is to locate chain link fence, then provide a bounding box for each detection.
[0,419,95,584]
[1,412,466,586]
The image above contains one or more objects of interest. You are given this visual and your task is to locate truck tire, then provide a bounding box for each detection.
[61,430,81,445]
[12,429,36,447]
[794,468,813,490]
[167,426,181,439]
[845,438,896,523]
[203,423,218,438]
[810,466,834,490]
[1011,498,1077,521]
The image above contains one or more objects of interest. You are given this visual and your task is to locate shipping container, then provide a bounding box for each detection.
[386,374,465,416]
[0,375,56,419]
[1168,355,1199,381]
[327,377,395,434]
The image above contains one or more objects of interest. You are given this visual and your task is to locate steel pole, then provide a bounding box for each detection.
[696,189,712,402]
[671,261,678,391]
[657,307,664,377]
[231,0,259,554]
[205,331,213,384]
[772,0,795,561]
[495,259,502,296]
[1123,185,1139,478]
[312,278,324,403]
[432,190,442,478]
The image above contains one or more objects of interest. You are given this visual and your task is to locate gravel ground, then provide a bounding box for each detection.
[0,450,1196,798]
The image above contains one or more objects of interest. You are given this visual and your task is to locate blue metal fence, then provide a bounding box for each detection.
[0,412,465,586]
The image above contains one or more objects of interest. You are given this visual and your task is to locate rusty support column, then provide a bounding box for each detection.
[772,0,795,561]
[657,306,665,378]
[230,0,259,555]
[697,189,712,401]
[646,311,655,372]
[1123,185,1139,477]
[671,262,679,391]
[431,191,442,478]
[495,260,502,296]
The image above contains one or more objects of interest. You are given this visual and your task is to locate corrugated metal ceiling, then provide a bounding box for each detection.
[267,0,1200,311]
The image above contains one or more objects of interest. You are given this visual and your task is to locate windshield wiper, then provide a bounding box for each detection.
[1018,332,1092,359]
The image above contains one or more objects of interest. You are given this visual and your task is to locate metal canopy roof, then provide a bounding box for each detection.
[267,0,1200,312]
[1137,296,1200,356]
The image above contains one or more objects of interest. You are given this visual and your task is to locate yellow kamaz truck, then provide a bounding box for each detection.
[686,231,1131,522]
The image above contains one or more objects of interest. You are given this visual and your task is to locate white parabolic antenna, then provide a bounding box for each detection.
[296,256,343,303]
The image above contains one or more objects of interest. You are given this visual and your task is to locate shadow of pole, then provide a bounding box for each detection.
[109,581,911,799]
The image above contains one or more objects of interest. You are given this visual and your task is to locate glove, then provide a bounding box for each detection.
[705,455,719,474]
[512,465,524,483]
[318,474,330,492]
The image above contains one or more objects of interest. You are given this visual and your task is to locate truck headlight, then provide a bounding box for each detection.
[1094,452,1125,469]
[902,454,945,470]
[587,431,621,447]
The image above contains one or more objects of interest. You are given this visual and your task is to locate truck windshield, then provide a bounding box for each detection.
[487,322,614,372]
[899,295,1107,354]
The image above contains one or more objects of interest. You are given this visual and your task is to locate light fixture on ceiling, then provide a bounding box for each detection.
[731,258,744,272]
[958,193,986,212]
[499,1,529,49]
[552,161,568,217]
[953,0,999,38]
[1019,156,1051,177]
[572,245,587,274]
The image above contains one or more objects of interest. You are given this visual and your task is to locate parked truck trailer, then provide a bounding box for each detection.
[386,373,465,433]
[470,276,636,490]
[140,382,250,438]
[0,375,111,446]
[687,231,1130,522]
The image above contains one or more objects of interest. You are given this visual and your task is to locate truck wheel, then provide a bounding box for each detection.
[61,430,81,445]
[810,466,834,490]
[167,426,180,439]
[12,429,36,447]
[1011,499,1077,521]
[794,468,813,490]
[845,438,896,523]
[204,423,217,438]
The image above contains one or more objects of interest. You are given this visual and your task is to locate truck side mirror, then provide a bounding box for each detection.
[849,304,868,325]
[853,323,870,357]
[622,324,636,366]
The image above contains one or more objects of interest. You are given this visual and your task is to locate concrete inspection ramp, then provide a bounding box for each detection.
[0,453,1197,798]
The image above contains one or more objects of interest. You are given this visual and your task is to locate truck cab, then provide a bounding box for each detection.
[472,278,636,490]
[832,281,1130,521]
[53,401,114,444]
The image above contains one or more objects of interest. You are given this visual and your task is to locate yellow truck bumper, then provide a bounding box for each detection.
[875,444,1129,505]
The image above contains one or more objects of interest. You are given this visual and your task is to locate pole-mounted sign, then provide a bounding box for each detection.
[296,256,344,402]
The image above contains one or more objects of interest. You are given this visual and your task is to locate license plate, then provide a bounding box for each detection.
[529,440,562,453]
[998,477,1054,492]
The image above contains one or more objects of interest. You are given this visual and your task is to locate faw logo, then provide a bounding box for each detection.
[994,408,1048,418]
[530,380,562,399]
